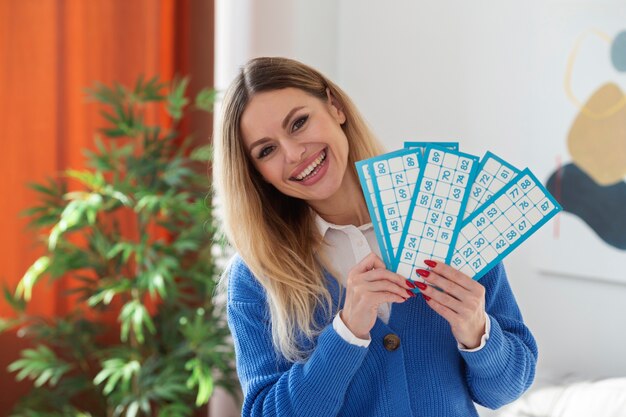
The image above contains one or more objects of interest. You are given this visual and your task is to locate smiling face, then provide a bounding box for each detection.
[240,87,350,204]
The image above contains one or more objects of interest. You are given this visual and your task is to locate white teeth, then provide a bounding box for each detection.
[295,150,327,180]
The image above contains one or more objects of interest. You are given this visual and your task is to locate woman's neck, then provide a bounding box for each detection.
[308,171,371,227]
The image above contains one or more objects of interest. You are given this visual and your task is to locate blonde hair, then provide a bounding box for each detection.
[214,57,385,362]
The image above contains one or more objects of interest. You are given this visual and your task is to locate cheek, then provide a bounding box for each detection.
[317,120,349,156]
[254,159,285,184]
[334,132,351,164]
[340,135,350,156]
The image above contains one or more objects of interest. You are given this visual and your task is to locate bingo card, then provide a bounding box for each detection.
[464,152,520,219]
[404,141,459,152]
[356,159,393,267]
[394,146,479,282]
[356,148,422,267]
[450,168,562,280]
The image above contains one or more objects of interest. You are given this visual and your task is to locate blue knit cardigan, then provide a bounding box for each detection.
[226,255,537,416]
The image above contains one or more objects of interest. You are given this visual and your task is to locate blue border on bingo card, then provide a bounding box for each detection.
[393,145,480,270]
[465,151,521,215]
[366,147,422,265]
[404,141,459,151]
[461,168,562,281]
[356,159,392,267]
[479,151,520,178]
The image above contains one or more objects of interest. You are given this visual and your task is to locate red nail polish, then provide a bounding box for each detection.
[416,268,430,277]
[415,281,427,291]
[406,289,416,297]
[424,260,437,268]
[406,280,416,289]
[422,294,431,301]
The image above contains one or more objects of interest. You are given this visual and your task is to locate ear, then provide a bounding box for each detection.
[326,88,346,125]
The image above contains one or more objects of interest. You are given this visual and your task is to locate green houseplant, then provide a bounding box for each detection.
[1,76,236,417]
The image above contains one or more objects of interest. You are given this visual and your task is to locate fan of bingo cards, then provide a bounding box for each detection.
[356,142,562,285]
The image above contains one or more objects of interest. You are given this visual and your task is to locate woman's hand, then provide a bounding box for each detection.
[341,252,414,339]
[416,261,486,349]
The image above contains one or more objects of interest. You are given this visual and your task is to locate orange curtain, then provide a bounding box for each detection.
[0,0,214,413]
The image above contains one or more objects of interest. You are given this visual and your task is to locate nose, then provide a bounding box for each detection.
[283,140,306,164]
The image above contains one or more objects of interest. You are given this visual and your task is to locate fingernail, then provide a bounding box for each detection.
[422,294,431,301]
[406,289,416,297]
[406,280,416,289]
[424,260,437,268]
[415,268,430,277]
[415,281,427,291]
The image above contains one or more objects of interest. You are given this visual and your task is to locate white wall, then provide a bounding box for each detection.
[215,0,338,92]
[336,0,626,379]
[212,2,339,414]
[215,0,626,386]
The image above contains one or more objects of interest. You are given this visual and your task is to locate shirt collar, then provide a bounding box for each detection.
[314,212,373,237]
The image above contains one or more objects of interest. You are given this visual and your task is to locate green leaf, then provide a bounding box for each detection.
[86,81,124,107]
[22,178,67,229]
[118,300,155,344]
[189,144,212,162]
[87,278,132,307]
[3,284,26,313]
[172,239,199,253]
[158,403,192,417]
[65,169,106,190]
[0,317,20,333]
[94,357,140,395]
[100,127,127,137]
[48,192,104,250]
[162,160,194,187]
[135,194,160,214]
[8,345,73,387]
[100,109,121,127]
[137,255,179,299]
[166,77,190,120]
[184,357,214,406]
[27,180,62,198]
[106,242,136,263]
[112,104,142,137]
[126,401,139,417]
[194,88,217,112]
[133,75,166,102]
[100,185,132,206]
[15,256,50,301]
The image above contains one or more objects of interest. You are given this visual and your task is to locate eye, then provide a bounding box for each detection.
[291,115,309,132]
[256,145,276,159]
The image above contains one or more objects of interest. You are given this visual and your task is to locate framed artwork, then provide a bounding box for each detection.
[532,2,626,285]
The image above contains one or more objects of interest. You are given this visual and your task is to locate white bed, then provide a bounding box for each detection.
[477,373,626,417]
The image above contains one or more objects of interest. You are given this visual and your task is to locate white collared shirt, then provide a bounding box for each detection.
[315,215,392,324]
[315,214,490,351]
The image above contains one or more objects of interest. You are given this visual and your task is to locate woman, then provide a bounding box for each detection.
[214,57,537,416]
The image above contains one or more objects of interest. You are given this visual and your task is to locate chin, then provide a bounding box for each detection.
[305,183,345,202]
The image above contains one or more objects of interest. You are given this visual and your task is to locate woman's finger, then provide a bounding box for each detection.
[416,269,467,301]
[420,282,463,313]
[360,279,414,301]
[423,295,456,322]
[373,291,410,305]
[354,252,386,272]
[423,260,481,293]
[363,269,413,290]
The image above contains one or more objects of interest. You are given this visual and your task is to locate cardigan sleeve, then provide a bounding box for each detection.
[459,262,538,409]
[226,256,368,417]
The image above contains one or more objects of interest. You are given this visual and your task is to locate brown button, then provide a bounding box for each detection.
[383,334,400,351]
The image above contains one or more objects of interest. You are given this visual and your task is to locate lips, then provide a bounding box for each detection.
[290,148,328,181]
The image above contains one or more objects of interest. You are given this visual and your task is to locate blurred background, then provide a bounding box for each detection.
[0,1,219,415]
[2,0,626,416]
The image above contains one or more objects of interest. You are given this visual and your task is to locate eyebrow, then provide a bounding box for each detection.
[282,106,304,129]
[247,106,305,152]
